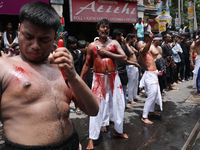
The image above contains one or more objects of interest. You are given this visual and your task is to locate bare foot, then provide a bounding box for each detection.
[197,93,200,96]
[113,130,128,139]
[86,139,94,150]
[162,100,166,103]
[141,118,153,124]
[100,126,107,132]
[148,112,160,116]
[169,87,178,91]
[125,105,133,109]
[134,98,142,101]
[129,101,137,104]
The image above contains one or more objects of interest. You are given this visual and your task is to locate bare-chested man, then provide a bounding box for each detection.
[81,19,128,150]
[0,2,99,150]
[149,34,166,96]
[137,33,163,124]
[190,33,200,94]
[125,33,141,104]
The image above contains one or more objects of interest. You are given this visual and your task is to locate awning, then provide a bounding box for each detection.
[0,0,49,15]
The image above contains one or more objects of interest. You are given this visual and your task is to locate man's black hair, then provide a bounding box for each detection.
[12,43,19,49]
[77,40,87,49]
[112,29,122,39]
[19,1,60,32]
[67,36,77,45]
[126,33,135,42]
[96,18,111,30]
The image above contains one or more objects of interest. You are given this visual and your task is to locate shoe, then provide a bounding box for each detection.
[187,78,190,81]
[181,79,185,82]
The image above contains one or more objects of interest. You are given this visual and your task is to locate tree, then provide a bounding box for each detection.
[170,0,200,30]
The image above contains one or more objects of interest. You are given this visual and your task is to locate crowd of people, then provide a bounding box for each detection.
[0,1,199,150]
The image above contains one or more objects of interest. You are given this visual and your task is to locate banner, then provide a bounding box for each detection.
[69,0,137,23]
[159,22,166,32]
[155,10,172,24]
[0,0,49,15]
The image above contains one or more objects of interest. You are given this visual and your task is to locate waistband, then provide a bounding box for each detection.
[95,71,117,76]
[3,129,79,150]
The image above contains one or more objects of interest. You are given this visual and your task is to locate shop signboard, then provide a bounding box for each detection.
[69,0,137,23]
[155,10,172,24]
[0,0,49,15]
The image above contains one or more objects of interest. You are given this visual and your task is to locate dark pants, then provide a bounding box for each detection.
[174,62,181,82]
[1,130,79,150]
[180,58,190,80]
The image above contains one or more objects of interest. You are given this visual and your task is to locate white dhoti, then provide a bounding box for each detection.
[126,65,139,102]
[192,55,200,88]
[139,71,163,118]
[89,72,125,140]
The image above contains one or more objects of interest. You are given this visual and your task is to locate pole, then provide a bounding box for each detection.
[181,0,184,24]
[178,0,181,18]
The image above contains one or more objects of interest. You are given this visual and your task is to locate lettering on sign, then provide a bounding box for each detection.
[70,0,137,23]
[0,2,3,8]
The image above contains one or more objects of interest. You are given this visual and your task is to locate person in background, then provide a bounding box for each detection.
[180,33,191,82]
[133,18,144,41]
[81,18,128,150]
[125,33,141,105]
[3,22,18,53]
[171,35,183,84]
[145,18,151,33]
[138,33,163,124]
[67,36,83,115]
[149,34,167,98]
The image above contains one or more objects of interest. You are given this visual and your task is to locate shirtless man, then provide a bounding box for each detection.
[0,2,98,150]
[125,33,141,104]
[81,19,128,150]
[138,33,163,124]
[190,34,200,94]
[149,34,166,96]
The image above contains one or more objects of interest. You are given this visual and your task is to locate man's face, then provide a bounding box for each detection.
[69,43,77,50]
[155,39,162,46]
[14,46,20,55]
[97,23,110,38]
[7,23,13,30]
[166,34,172,42]
[18,20,56,63]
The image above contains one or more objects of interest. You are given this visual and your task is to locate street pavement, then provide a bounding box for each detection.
[70,79,200,150]
[0,79,199,150]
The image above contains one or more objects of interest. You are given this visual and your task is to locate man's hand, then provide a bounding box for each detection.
[97,48,108,57]
[121,36,126,45]
[53,47,77,80]
[1,51,11,58]
[135,63,140,68]
[149,32,154,40]
[158,71,163,76]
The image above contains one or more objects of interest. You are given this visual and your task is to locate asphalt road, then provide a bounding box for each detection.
[70,79,200,150]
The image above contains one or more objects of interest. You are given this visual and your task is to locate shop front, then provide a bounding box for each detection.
[64,0,137,42]
[0,0,49,30]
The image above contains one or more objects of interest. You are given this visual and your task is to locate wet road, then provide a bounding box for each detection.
[70,80,200,150]
[0,80,199,150]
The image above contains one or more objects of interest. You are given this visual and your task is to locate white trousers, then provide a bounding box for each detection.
[126,65,139,101]
[139,71,163,118]
[89,72,125,140]
[192,55,200,88]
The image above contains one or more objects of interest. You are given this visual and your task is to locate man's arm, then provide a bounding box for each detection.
[53,47,99,116]
[139,33,154,55]
[80,43,93,80]
[190,43,195,67]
